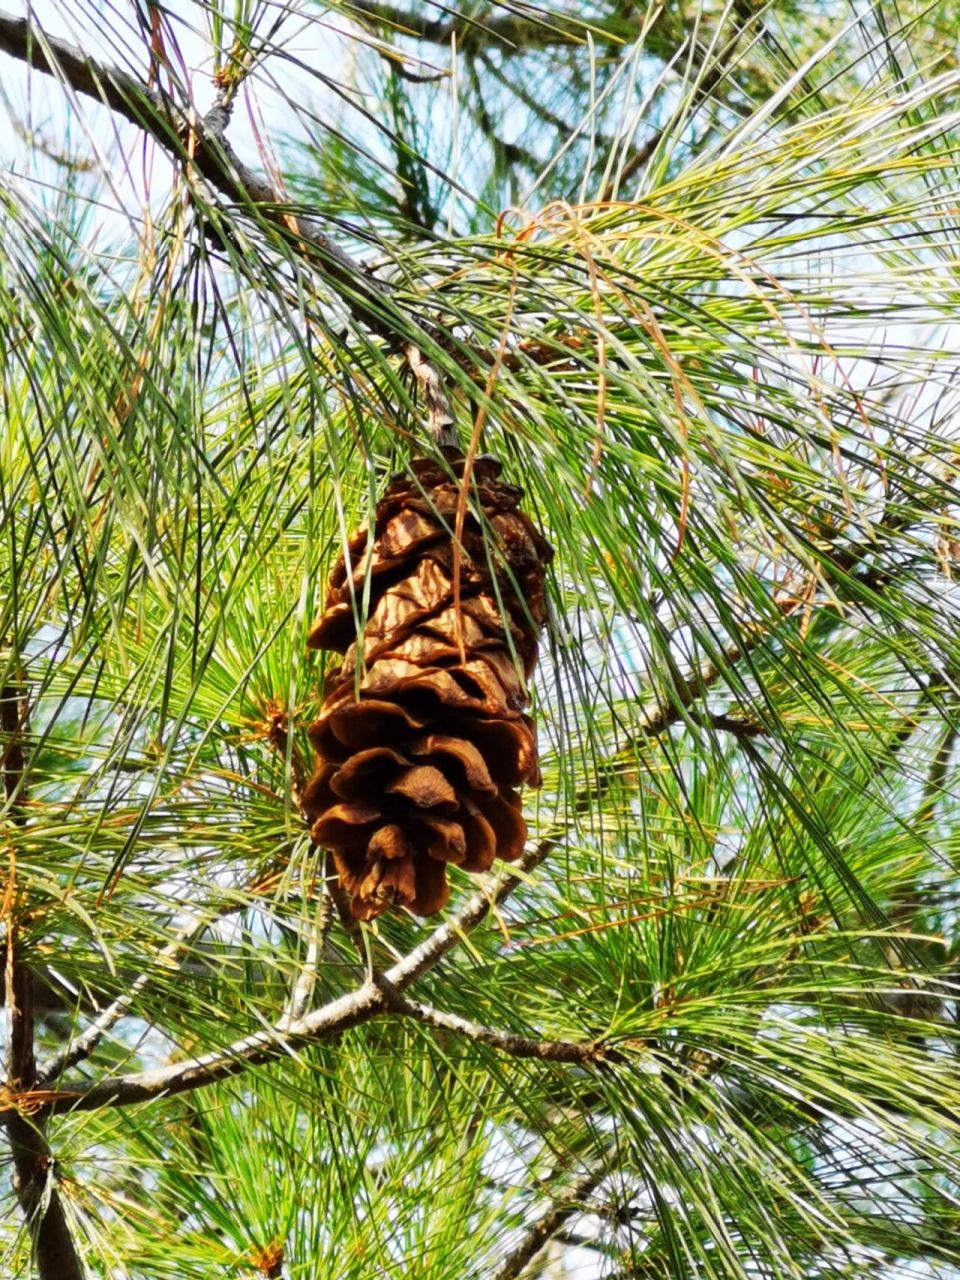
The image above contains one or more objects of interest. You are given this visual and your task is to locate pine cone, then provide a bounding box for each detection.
[303,453,553,920]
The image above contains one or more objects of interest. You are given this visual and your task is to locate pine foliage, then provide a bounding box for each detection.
[0,2,959,1277]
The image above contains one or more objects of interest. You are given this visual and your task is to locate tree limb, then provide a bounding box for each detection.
[32,510,906,1118]
[28,976,625,1116]
[28,526,913,1132]
[2,686,84,1280]
[0,8,456,442]
[15,558,882,1121]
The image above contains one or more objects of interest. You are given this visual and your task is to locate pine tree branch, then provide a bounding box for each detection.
[2,686,84,1280]
[26,523,922,1124]
[38,981,384,1114]
[32,978,622,1114]
[0,8,456,441]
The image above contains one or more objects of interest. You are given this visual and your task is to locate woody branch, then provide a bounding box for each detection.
[2,685,84,1280]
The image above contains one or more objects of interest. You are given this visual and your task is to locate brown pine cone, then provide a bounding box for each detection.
[303,454,552,919]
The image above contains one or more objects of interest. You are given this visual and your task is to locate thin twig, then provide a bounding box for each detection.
[36,981,385,1114]
[280,880,335,1026]
[39,717,331,1084]
[490,1161,610,1280]
[37,869,346,1087]
[381,985,621,1065]
[42,719,348,1087]
[39,695,315,1085]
